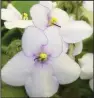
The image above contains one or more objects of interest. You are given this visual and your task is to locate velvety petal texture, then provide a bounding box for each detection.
[25,64,59,97]
[1,4,21,21]
[7,4,22,18]
[50,8,69,26]
[1,51,33,86]
[30,4,49,30]
[62,40,69,53]
[40,1,53,10]
[73,41,83,56]
[1,9,21,21]
[61,21,93,43]
[4,20,33,29]
[44,26,63,57]
[78,53,93,79]
[51,53,81,84]
[22,26,48,56]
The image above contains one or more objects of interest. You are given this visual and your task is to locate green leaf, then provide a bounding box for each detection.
[2,28,22,46]
[82,7,93,26]
[1,26,9,37]
[1,1,8,8]
[2,83,28,97]
[83,35,93,53]
[6,39,21,58]
[12,1,38,19]
[1,53,10,68]
[60,79,92,98]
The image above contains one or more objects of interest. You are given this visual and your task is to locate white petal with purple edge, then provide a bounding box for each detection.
[89,78,93,91]
[4,20,33,29]
[61,21,93,43]
[1,51,33,86]
[40,1,53,10]
[25,64,59,97]
[51,53,81,84]
[30,4,49,30]
[22,26,48,56]
[50,8,69,26]
[73,41,83,56]
[44,26,63,57]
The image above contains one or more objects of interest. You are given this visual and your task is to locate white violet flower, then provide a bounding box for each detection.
[1,26,81,97]
[30,1,93,48]
[78,53,93,91]
[1,4,33,29]
[30,1,69,30]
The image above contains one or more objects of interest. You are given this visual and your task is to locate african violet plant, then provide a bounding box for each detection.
[1,1,93,98]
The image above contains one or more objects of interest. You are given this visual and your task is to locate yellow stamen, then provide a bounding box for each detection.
[49,17,58,26]
[22,12,28,20]
[39,53,48,61]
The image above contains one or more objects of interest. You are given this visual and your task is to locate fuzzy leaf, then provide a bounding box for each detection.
[2,83,28,98]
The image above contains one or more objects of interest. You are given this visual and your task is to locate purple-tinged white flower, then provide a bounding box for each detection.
[1,26,81,97]
[30,1,93,46]
[1,4,33,29]
[78,53,93,91]
[30,1,69,30]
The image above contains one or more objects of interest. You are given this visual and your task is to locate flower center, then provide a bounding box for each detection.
[48,17,61,27]
[34,52,48,62]
[22,12,28,20]
[49,17,58,26]
[39,52,47,60]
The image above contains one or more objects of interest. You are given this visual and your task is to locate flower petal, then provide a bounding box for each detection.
[80,66,93,79]
[78,53,93,67]
[61,21,93,43]
[78,53,93,79]
[1,8,21,21]
[7,4,22,19]
[22,26,48,56]
[83,1,93,12]
[25,64,59,97]
[62,40,69,53]
[89,78,93,91]
[1,51,33,86]
[51,53,80,84]
[73,41,83,56]
[50,8,69,26]
[40,1,53,10]
[30,4,49,30]
[4,20,33,29]
[44,26,63,57]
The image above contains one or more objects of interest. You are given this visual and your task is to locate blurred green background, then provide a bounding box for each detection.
[1,1,93,98]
